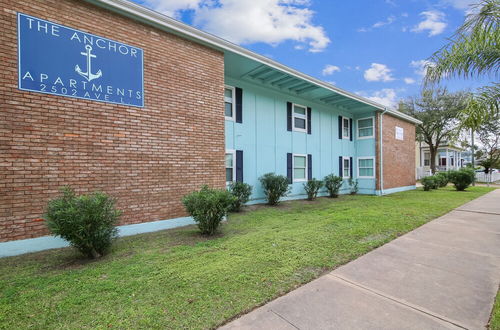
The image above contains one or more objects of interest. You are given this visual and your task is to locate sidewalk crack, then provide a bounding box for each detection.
[328,273,470,330]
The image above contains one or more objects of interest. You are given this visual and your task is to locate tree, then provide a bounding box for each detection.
[425,0,499,82]
[477,115,500,172]
[400,89,467,173]
[425,0,500,121]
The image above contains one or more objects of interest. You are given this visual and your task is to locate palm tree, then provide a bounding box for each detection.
[425,0,499,83]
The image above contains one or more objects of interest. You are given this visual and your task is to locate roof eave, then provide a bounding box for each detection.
[86,0,422,125]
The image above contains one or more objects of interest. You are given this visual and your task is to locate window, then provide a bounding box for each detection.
[424,152,430,166]
[224,86,235,120]
[358,157,375,178]
[225,150,235,182]
[293,104,307,132]
[343,157,351,178]
[439,157,447,166]
[357,117,374,139]
[342,117,350,139]
[293,154,307,181]
[395,126,404,140]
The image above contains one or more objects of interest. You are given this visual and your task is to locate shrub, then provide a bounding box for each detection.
[183,185,236,235]
[348,178,359,195]
[45,187,121,259]
[228,181,253,212]
[434,172,450,188]
[303,178,323,201]
[324,174,343,198]
[259,173,290,205]
[421,176,438,191]
[448,168,475,191]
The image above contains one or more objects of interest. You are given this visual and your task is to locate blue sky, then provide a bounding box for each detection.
[133,0,489,108]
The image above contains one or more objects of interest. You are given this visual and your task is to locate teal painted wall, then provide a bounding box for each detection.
[225,77,377,202]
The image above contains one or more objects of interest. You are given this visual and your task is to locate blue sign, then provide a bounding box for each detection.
[18,13,144,107]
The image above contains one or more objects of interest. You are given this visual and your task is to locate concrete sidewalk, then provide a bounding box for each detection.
[221,189,500,330]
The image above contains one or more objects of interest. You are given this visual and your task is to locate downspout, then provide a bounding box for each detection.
[379,108,388,195]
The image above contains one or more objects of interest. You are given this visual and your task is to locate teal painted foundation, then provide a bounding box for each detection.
[376,185,417,196]
[0,216,195,258]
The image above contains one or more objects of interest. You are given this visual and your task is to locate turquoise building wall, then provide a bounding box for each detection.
[225,77,377,203]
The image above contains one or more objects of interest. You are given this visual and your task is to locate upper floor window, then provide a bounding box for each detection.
[224,86,235,121]
[357,117,374,139]
[342,117,350,139]
[293,104,308,133]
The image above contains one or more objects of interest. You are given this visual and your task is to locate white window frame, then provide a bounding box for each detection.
[225,149,236,183]
[292,153,308,182]
[357,116,374,139]
[423,152,430,166]
[342,116,351,139]
[292,103,308,133]
[224,85,235,121]
[357,156,375,179]
[342,156,351,179]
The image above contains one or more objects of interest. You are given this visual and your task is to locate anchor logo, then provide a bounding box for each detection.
[75,45,102,82]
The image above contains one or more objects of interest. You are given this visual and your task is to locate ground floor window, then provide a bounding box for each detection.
[424,152,430,166]
[439,157,447,167]
[293,154,307,181]
[343,157,351,178]
[358,157,375,178]
[225,150,235,182]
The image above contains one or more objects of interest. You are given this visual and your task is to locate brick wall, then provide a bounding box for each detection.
[381,114,416,190]
[0,0,225,241]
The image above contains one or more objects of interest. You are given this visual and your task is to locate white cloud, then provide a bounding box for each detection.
[364,63,395,82]
[359,89,399,108]
[404,77,416,84]
[410,59,434,77]
[142,0,331,52]
[373,15,396,28]
[322,64,340,76]
[411,10,447,36]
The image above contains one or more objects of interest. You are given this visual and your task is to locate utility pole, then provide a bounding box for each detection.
[471,128,475,186]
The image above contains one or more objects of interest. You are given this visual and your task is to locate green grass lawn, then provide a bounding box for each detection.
[491,290,500,330]
[0,187,495,329]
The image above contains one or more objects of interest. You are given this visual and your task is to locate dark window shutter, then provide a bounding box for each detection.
[338,116,342,139]
[307,107,312,134]
[349,118,353,141]
[350,157,353,177]
[287,102,292,131]
[236,150,243,182]
[235,87,243,123]
[287,153,293,184]
[339,156,343,176]
[307,154,312,180]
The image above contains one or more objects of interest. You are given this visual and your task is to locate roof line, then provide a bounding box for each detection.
[87,0,422,125]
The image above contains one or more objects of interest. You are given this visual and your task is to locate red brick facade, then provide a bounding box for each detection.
[380,114,416,190]
[0,0,225,241]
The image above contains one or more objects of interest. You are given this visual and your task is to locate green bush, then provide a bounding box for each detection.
[324,174,343,198]
[421,176,438,191]
[45,187,121,259]
[434,172,450,188]
[183,185,236,235]
[228,181,253,212]
[449,168,475,191]
[259,173,290,205]
[303,178,323,201]
[348,178,359,195]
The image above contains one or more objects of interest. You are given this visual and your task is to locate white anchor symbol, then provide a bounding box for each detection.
[75,45,102,82]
